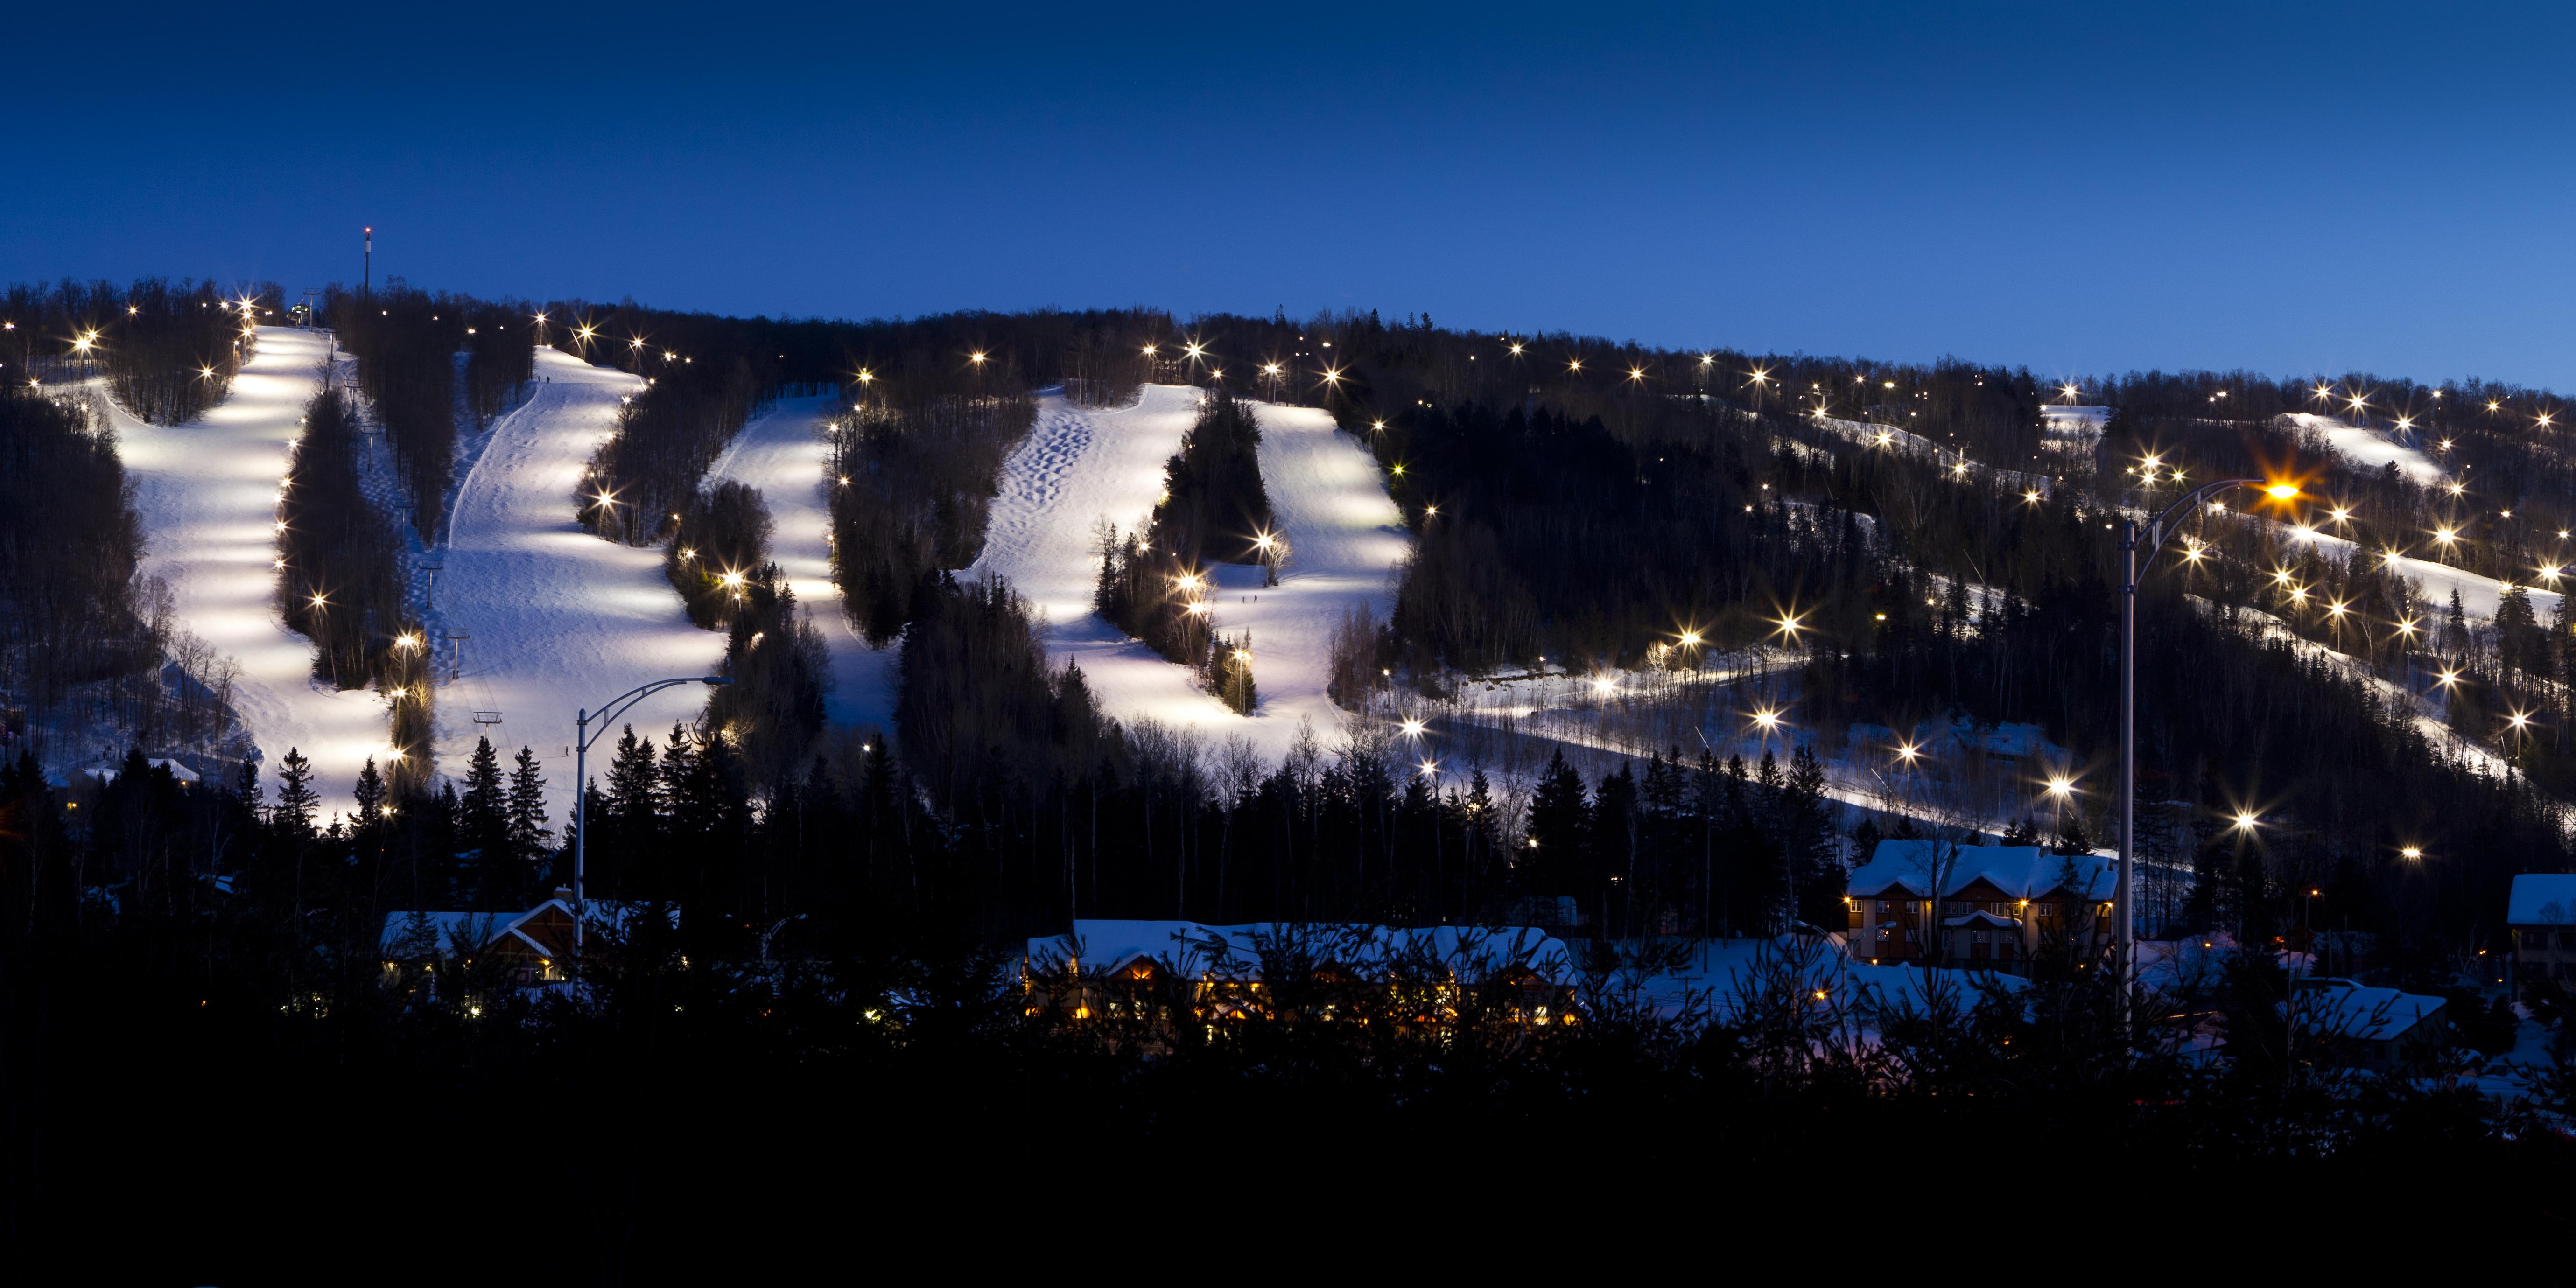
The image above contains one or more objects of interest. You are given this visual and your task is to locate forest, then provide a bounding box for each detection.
[17,284,2576,1267]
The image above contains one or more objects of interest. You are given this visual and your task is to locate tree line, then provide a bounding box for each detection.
[274,386,432,794]
[328,282,540,539]
[0,278,263,425]
[1095,387,1272,710]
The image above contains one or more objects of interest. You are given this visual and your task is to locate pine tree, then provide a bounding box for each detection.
[460,736,507,861]
[2497,584,2541,678]
[233,758,263,818]
[354,757,386,827]
[1525,749,1589,907]
[1783,746,1835,925]
[273,749,319,838]
[507,746,553,878]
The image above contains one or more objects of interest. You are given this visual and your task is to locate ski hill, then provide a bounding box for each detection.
[113,327,390,814]
[967,387,1408,759]
[429,344,721,820]
[707,394,898,732]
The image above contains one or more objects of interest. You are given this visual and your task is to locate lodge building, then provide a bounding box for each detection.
[1845,840,2116,972]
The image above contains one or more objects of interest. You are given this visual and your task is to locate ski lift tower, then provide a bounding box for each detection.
[442,628,470,683]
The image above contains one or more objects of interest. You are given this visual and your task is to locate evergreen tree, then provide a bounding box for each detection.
[459,736,507,861]
[273,749,319,839]
[353,758,386,827]
[507,746,553,878]
[1525,749,1589,908]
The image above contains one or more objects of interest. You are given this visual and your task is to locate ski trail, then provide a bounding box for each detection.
[706,395,896,731]
[113,326,390,816]
[966,386,1408,759]
[433,345,721,822]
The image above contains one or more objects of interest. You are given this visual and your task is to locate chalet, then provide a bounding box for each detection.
[2507,874,2576,999]
[380,889,609,987]
[1845,840,2115,971]
[1023,920,1579,1026]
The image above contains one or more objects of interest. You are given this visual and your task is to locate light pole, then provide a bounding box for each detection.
[570,676,730,952]
[2118,477,2299,1021]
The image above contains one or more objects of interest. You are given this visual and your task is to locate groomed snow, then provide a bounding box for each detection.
[112,327,393,816]
[706,395,896,731]
[430,344,722,821]
[965,387,1408,759]
[2287,412,2445,487]
[2280,521,2560,622]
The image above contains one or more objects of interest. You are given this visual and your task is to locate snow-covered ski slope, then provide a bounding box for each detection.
[967,387,1407,758]
[2279,522,2560,621]
[707,395,896,731]
[114,327,392,814]
[2287,412,2445,486]
[432,345,720,819]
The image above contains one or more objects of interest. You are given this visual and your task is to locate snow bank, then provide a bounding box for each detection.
[706,396,896,731]
[429,345,722,821]
[965,387,1408,759]
[112,328,394,816]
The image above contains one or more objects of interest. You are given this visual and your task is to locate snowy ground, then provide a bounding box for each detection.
[2288,412,2446,487]
[2278,520,2560,622]
[112,327,393,815]
[965,387,1409,760]
[429,344,721,820]
[706,395,897,731]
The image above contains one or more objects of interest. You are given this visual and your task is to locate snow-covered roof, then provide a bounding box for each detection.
[81,758,202,785]
[1941,910,2021,929]
[2509,874,2576,925]
[1026,919,1577,985]
[2299,979,2445,1044]
[379,897,662,957]
[1848,840,2113,901]
[380,910,502,955]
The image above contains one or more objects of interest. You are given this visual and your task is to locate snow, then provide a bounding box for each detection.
[2287,412,2445,486]
[2041,405,2110,438]
[2509,874,2576,925]
[966,387,1409,758]
[706,395,896,731]
[2278,519,2559,622]
[429,344,722,821]
[112,327,393,816]
[1025,919,1577,982]
[1846,840,2113,900]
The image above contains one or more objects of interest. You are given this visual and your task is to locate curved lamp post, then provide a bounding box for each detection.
[571,676,730,951]
[2118,477,2297,1015]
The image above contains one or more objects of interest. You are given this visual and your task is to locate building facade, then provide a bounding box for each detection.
[2508,873,2576,998]
[1846,840,2116,972]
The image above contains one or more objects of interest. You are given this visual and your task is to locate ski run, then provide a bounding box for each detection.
[967,386,1410,761]
[112,327,389,815]
[98,341,2551,827]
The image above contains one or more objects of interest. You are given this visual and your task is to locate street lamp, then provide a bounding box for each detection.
[570,676,731,953]
[2115,477,2298,1019]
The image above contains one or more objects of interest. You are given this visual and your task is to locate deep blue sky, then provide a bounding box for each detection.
[9,2,2571,386]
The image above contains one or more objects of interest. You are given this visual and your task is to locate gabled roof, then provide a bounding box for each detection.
[2298,979,2445,1043]
[1941,910,2021,930]
[1026,920,1577,986]
[1848,840,2113,901]
[2509,874,2576,925]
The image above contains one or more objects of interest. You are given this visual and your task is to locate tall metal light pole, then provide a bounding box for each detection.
[363,226,372,297]
[570,676,730,951]
[2118,476,2298,1019]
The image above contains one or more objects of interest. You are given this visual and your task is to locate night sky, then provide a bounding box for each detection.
[9,1,2571,385]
